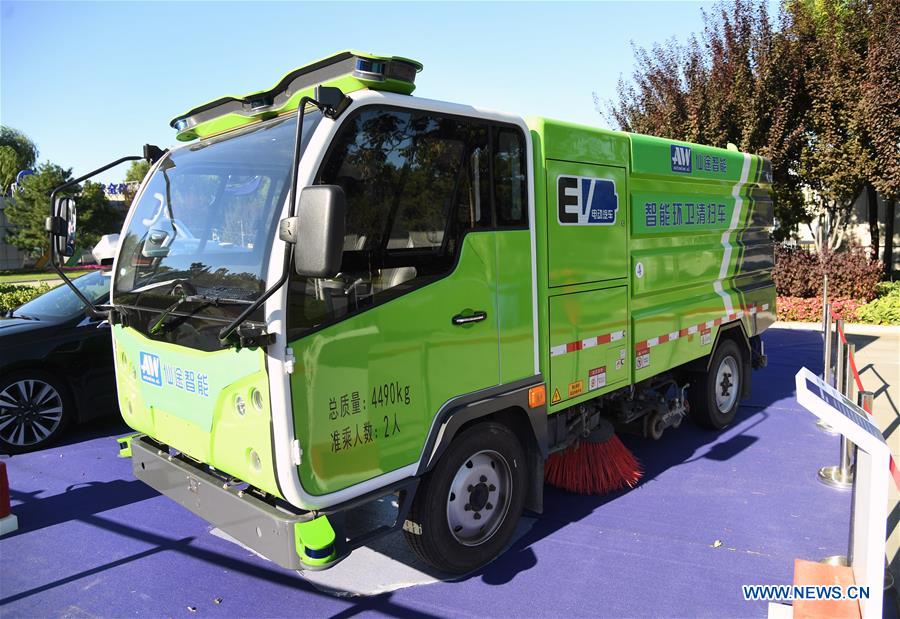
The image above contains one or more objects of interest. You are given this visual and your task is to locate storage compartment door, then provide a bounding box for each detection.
[548,286,629,407]
[546,160,627,287]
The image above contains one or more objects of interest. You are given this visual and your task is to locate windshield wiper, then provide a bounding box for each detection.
[149,292,251,335]
[9,312,39,321]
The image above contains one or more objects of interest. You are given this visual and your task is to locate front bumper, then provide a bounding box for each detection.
[131,436,323,570]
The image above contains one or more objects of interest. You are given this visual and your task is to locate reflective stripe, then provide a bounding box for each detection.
[634,303,769,352]
[550,330,627,358]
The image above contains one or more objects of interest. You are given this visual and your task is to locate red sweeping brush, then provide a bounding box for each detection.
[545,418,643,495]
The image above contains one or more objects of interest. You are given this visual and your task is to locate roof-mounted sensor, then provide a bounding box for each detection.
[169,51,423,142]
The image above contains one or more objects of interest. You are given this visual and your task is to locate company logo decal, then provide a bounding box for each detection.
[140,352,162,386]
[671,145,692,173]
[139,351,210,397]
[557,176,618,225]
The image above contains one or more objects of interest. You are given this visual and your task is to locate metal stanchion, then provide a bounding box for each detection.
[824,306,833,385]
[822,210,830,325]
[817,306,838,433]
[818,336,854,489]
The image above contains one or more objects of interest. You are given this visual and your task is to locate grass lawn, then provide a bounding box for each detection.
[0,269,93,284]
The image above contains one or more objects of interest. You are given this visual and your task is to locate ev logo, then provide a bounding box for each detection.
[671,145,692,173]
[557,176,618,225]
[139,352,162,386]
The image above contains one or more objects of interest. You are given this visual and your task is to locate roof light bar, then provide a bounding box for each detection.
[169,51,423,141]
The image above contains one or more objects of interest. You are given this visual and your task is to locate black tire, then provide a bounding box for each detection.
[403,422,527,574]
[0,370,74,454]
[689,338,744,430]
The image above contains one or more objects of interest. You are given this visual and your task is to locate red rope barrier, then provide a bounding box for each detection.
[827,306,867,400]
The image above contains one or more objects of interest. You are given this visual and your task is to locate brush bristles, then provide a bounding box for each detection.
[545,434,643,495]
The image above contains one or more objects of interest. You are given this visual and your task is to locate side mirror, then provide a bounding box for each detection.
[284,185,346,278]
[48,197,77,257]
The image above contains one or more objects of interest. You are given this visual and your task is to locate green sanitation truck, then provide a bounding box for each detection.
[46,51,774,574]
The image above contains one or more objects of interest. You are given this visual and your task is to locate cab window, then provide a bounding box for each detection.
[286,107,526,336]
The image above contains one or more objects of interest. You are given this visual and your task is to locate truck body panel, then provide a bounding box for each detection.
[528,118,774,414]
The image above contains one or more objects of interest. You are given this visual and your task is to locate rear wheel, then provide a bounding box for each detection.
[404,422,527,574]
[690,338,744,430]
[0,371,73,454]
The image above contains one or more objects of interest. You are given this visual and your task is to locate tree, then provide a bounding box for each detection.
[0,126,39,194]
[603,0,811,238]
[4,162,123,258]
[4,163,72,256]
[790,0,871,251]
[124,160,150,183]
[77,180,125,250]
[861,0,900,273]
[121,159,151,207]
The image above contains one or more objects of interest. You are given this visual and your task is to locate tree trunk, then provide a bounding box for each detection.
[866,183,879,261]
[884,197,896,277]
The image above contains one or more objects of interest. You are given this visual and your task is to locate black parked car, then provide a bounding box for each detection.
[0,270,116,453]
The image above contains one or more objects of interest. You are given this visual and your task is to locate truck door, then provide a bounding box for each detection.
[285,106,504,496]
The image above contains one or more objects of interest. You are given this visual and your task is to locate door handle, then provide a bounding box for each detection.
[452,311,487,326]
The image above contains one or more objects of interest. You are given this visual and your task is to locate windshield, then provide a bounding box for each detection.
[13,270,111,320]
[113,112,320,319]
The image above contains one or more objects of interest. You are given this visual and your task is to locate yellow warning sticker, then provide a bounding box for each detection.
[551,388,561,404]
[567,380,584,398]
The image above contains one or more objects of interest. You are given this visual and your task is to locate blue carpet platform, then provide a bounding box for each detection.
[1,328,896,618]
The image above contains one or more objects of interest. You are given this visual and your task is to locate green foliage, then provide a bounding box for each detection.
[791,0,871,217]
[121,160,152,207]
[3,163,124,257]
[0,126,39,193]
[0,283,51,313]
[777,281,900,324]
[124,160,150,183]
[856,282,900,325]
[78,180,125,250]
[4,162,73,255]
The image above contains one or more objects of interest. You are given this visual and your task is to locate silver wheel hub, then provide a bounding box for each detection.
[715,355,739,413]
[446,449,512,546]
[0,379,63,447]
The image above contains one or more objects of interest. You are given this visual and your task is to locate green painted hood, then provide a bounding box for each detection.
[113,325,282,498]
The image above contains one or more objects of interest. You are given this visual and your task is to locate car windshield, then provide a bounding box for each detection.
[13,270,111,320]
[112,112,320,319]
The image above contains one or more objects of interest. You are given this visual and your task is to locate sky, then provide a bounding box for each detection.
[1,1,777,185]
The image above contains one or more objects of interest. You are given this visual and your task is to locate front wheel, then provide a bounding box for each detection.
[403,422,527,574]
[689,338,744,430]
